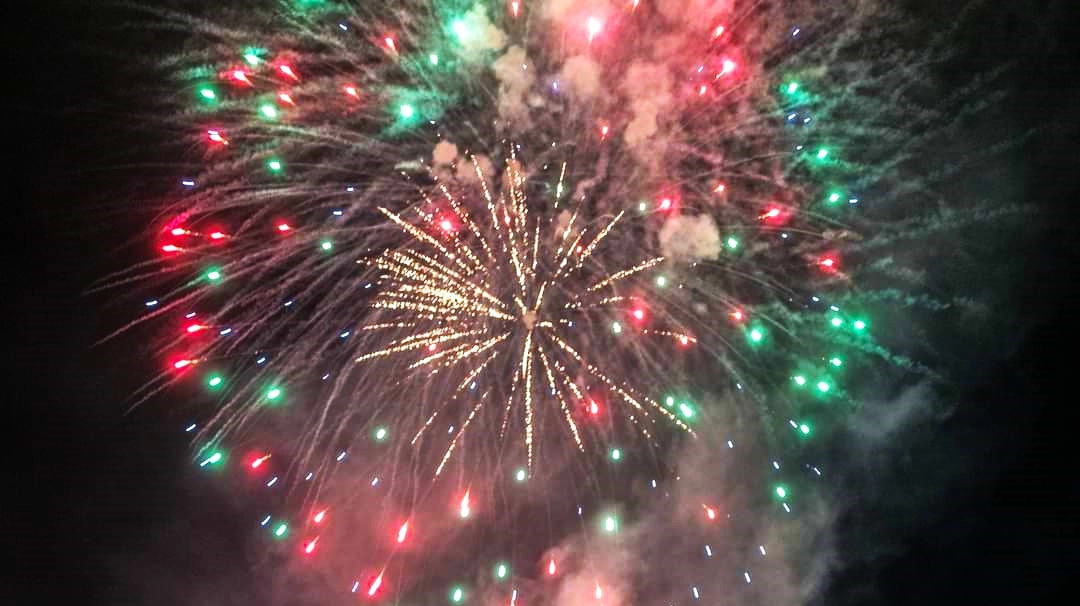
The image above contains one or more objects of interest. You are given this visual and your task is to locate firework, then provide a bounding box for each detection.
[357,158,697,478]
[106,0,988,602]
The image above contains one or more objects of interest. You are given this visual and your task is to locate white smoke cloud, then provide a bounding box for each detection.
[432,140,459,166]
[523,378,969,606]
[848,381,953,445]
[656,0,734,29]
[431,141,493,184]
[621,62,674,148]
[454,4,507,62]
[550,542,632,606]
[538,409,829,606]
[658,214,722,260]
[543,0,614,20]
[492,45,537,128]
[559,55,603,100]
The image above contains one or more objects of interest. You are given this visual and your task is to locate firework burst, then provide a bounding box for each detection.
[100,0,1011,602]
[355,158,692,477]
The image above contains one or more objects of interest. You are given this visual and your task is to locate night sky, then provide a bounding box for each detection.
[7,1,1079,604]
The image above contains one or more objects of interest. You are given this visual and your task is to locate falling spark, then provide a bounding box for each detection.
[460,491,471,518]
[703,504,717,520]
[587,18,602,43]
[368,571,384,596]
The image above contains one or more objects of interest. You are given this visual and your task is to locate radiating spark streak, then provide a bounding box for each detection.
[354,327,467,362]
[553,221,588,277]
[532,221,542,272]
[566,295,629,311]
[500,363,522,441]
[552,210,580,264]
[474,160,496,207]
[436,396,487,476]
[521,331,535,468]
[408,333,509,370]
[443,189,498,265]
[642,329,698,345]
[537,344,584,450]
[586,257,666,292]
[572,211,624,272]
[465,351,505,391]
[502,202,533,298]
[376,249,505,312]
[554,162,567,206]
[379,208,475,275]
[411,409,442,446]
[411,350,500,446]
[547,332,691,434]
[533,282,548,316]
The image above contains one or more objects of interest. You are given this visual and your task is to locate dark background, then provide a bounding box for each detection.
[6,1,1079,604]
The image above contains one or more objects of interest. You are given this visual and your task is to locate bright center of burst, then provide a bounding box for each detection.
[521,309,538,330]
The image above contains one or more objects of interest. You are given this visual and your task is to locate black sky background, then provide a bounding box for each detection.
[7,1,1080,604]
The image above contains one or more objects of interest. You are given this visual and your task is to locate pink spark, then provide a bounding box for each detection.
[586,17,603,43]
[278,64,298,80]
[367,571,384,597]
[459,491,471,518]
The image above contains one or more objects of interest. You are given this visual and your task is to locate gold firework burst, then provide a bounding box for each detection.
[356,158,693,476]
